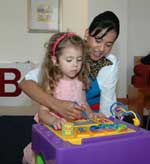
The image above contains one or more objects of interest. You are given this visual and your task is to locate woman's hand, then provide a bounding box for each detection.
[54,100,83,121]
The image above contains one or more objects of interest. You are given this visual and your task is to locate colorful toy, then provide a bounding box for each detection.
[32,121,150,164]
[45,117,135,145]
[32,104,149,164]
[110,101,141,126]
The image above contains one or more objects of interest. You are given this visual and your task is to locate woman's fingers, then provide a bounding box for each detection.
[62,102,83,120]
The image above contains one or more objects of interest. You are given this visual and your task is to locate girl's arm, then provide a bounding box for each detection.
[38,105,66,130]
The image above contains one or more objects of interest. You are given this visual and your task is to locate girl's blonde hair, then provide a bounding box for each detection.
[40,32,90,95]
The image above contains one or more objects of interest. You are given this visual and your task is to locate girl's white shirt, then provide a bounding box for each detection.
[24,53,119,117]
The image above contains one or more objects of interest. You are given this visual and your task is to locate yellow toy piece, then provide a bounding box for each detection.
[62,122,74,136]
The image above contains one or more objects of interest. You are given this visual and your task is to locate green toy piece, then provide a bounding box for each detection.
[35,154,45,164]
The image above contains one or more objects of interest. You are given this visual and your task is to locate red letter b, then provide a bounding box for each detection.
[0,68,21,96]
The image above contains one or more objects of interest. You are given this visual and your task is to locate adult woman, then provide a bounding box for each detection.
[85,11,119,116]
[20,11,120,119]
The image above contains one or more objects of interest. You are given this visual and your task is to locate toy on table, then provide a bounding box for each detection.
[110,102,141,126]
[46,115,136,145]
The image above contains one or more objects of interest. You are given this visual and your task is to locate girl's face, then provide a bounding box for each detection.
[85,29,117,61]
[58,46,83,80]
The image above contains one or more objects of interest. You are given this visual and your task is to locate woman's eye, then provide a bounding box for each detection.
[106,44,113,48]
[95,39,102,43]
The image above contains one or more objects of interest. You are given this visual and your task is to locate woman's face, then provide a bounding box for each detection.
[86,29,117,61]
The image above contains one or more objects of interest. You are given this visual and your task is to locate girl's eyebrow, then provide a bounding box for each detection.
[65,56,74,58]
[65,55,82,57]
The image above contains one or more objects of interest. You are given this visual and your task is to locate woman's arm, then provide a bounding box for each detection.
[19,79,82,120]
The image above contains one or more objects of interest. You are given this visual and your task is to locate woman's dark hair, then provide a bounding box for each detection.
[89,11,120,40]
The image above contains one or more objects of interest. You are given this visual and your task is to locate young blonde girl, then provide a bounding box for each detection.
[38,32,94,129]
[23,32,101,164]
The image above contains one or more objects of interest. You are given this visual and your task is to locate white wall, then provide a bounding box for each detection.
[88,0,128,98]
[127,0,150,84]
[0,0,47,63]
[62,0,88,36]
[1,0,150,101]
[0,0,87,64]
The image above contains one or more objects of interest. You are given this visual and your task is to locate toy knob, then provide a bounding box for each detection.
[133,118,140,126]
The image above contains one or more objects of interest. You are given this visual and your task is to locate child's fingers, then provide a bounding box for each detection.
[57,119,63,129]
[56,123,62,130]
[53,123,59,130]
[88,112,94,119]
[52,119,61,130]
[80,104,88,111]
[61,118,67,124]
[96,113,106,118]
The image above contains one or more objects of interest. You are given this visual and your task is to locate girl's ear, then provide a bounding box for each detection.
[51,56,57,65]
[84,29,89,40]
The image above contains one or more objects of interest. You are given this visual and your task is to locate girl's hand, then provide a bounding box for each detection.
[80,104,95,119]
[89,113,107,122]
[80,104,106,119]
[92,112,106,118]
[52,118,67,130]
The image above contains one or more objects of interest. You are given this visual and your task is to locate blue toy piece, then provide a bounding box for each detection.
[110,101,128,117]
[82,110,89,119]
[90,123,127,132]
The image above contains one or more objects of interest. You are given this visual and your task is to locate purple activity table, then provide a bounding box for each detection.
[32,120,150,164]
